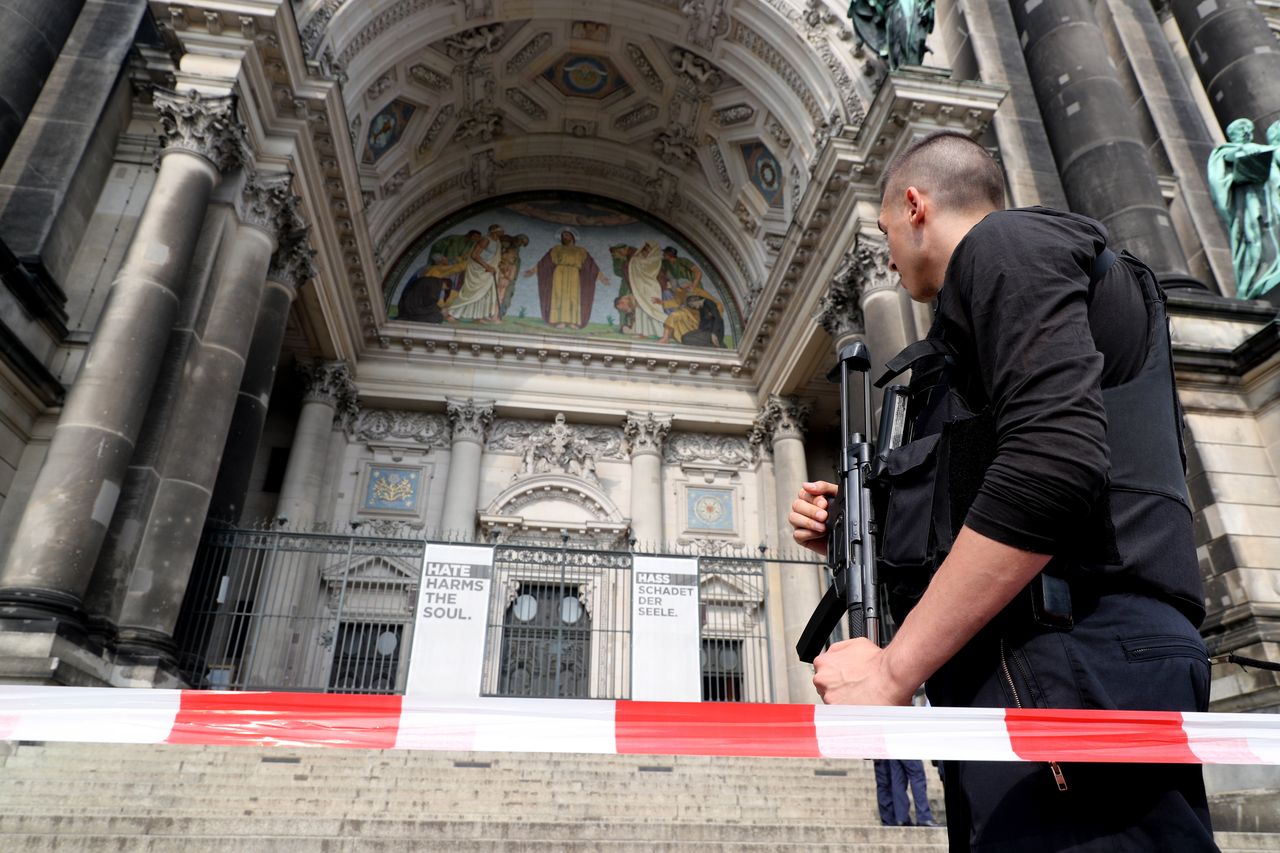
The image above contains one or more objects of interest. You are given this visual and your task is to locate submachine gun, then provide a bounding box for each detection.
[796,341,910,663]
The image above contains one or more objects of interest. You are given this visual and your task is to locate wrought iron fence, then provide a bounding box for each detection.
[176,525,801,703]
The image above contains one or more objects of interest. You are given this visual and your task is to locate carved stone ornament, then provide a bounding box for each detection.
[624,412,673,458]
[298,361,359,419]
[446,398,495,443]
[508,413,603,485]
[851,239,896,296]
[749,395,810,452]
[351,409,451,448]
[653,125,700,167]
[267,227,318,290]
[153,88,245,173]
[670,48,722,89]
[237,172,298,238]
[487,418,627,461]
[817,248,867,345]
[663,432,756,468]
[443,23,505,61]
[682,0,730,50]
[454,104,503,143]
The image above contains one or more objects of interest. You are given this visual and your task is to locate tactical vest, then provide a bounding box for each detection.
[872,251,1206,628]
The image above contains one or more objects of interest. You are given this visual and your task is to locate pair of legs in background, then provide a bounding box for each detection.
[874,758,935,826]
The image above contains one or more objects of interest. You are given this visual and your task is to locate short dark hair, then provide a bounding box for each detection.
[879,131,1005,212]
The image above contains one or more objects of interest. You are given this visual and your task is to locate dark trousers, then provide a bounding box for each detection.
[875,758,934,825]
[928,592,1216,852]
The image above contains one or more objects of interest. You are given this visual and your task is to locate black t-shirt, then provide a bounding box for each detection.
[934,207,1150,555]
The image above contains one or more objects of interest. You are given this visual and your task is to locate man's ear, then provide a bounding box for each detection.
[905,186,925,226]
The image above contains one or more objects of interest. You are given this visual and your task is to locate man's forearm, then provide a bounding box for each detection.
[880,525,1052,698]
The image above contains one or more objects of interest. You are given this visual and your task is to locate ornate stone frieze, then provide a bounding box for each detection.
[507,32,552,73]
[445,398,495,443]
[350,408,451,448]
[663,432,756,468]
[153,88,245,173]
[626,43,664,91]
[298,361,359,417]
[488,417,627,461]
[267,227,318,290]
[712,104,755,126]
[298,0,348,58]
[749,395,810,452]
[506,88,547,120]
[409,64,451,91]
[682,0,730,50]
[470,148,498,196]
[338,0,436,66]
[616,103,660,130]
[653,125,700,167]
[766,115,792,148]
[850,240,895,296]
[708,141,732,190]
[443,23,505,61]
[728,21,822,122]
[381,165,411,197]
[418,104,456,154]
[624,412,673,458]
[507,413,603,485]
[453,104,503,143]
[670,48,722,89]
[237,172,298,238]
[461,0,493,19]
[817,247,866,345]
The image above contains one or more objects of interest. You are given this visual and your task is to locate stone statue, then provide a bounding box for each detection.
[1208,118,1280,300]
[848,0,935,70]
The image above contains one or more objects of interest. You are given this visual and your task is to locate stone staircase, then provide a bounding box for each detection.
[0,740,1272,851]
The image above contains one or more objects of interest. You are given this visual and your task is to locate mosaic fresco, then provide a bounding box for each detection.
[740,141,783,208]
[362,466,423,513]
[542,54,629,99]
[686,487,735,532]
[363,100,417,164]
[385,194,739,348]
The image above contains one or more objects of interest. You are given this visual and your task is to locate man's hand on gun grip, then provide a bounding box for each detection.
[813,638,915,707]
[790,480,839,556]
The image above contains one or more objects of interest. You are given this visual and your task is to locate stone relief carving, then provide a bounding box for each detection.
[508,33,553,73]
[644,168,681,215]
[615,103,660,130]
[626,43,664,91]
[670,48,722,89]
[381,165,411,197]
[488,417,628,461]
[766,115,792,148]
[237,172,298,237]
[154,88,245,173]
[267,226,318,290]
[728,21,822,122]
[712,104,755,126]
[749,395,810,453]
[507,88,547,120]
[653,124,700,167]
[461,0,493,19]
[817,247,866,345]
[366,70,396,102]
[470,148,498,196]
[508,413,603,485]
[454,104,503,143]
[350,409,451,447]
[623,412,673,458]
[443,23,505,61]
[409,64,451,91]
[708,140,732,190]
[445,398,495,443]
[418,105,456,154]
[682,0,730,50]
[663,432,756,468]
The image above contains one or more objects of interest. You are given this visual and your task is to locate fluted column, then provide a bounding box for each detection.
[112,174,298,661]
[0,88,241,624]
[1010,0,1191,277]
[754,395,817,703]
[277,361,358,527]
[624,412,673,550]
[208,225,316,523]
[1169,0,1280,133]
[440,398,494,541]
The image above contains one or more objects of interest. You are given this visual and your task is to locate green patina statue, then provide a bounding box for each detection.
[849,0,935,70]
[1208,118,1280,300]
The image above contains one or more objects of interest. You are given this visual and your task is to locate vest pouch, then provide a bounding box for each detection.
[878,431,942,573]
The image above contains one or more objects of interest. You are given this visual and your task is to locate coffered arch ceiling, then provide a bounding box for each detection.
[295,0,877,320]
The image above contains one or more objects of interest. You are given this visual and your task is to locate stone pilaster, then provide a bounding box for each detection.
[277,361,358,527]
[624,412,673,549]
[754,394,819,703]
[208,225,316,523]
[111,173,298,665]
[0,88,242,630]
[440,398,494,541]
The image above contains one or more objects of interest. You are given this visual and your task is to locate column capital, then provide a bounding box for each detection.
[817,239,896,347]
[267,226,318,293]
[623,412,673,458]
[297,360,358,414]
[749,394,810,453]
[153,88,245,173]
[237,172,300,241]
[446,398,495,444]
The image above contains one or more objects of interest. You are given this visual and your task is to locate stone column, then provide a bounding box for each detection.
[277,361,358,527]
[753,395,817,703]
[624,412,673,550]
[0,0,86,166]
[207,227,316,524]
[1009,0,1192,277]
[0,88,241,625]
[440,398,494,541]
[1169,0,1280,133]
[112,174,298,662]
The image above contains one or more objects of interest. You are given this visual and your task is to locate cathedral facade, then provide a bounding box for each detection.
[0,0,1277,718]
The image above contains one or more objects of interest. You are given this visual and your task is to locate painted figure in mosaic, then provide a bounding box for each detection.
[610,241,669,338]
[1208,118,1280,299]
[444,223,503,322]
[849,0,935,70]
[397,229,484,322]
[496,232,529,319]
[524,229,609,329]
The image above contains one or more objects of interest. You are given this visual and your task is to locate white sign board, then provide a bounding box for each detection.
[403,544,494,698]
[631,556,701,701]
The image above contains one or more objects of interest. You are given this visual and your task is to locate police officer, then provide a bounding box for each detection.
[789,131,1215,851]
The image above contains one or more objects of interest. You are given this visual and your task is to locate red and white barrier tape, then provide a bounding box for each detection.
[2,687,1278,764]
